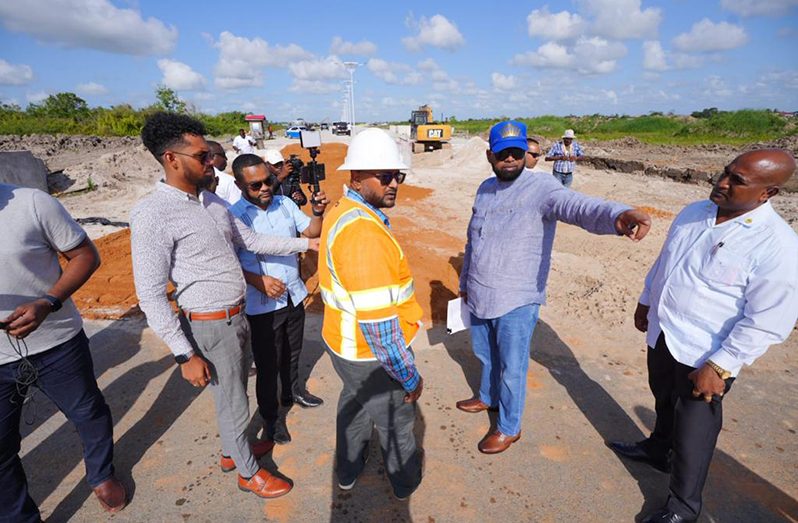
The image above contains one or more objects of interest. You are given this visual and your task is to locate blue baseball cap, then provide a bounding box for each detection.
[489,120,528,153]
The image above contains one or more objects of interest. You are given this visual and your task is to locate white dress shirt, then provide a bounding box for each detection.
[233,135,255,154]
[640,200,798,376]
[214,167,241,205]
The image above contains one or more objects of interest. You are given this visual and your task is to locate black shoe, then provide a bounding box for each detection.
[641,508,695,523]
[292,390,323,408]
[272,419,291,445]
[606,440,670,473]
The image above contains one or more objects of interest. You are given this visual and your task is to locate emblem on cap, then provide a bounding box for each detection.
[500,123,522,138]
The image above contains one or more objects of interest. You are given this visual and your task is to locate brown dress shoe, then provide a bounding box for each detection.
[220,439,277,472]
[238,469,292,498]
[93,476,127,513]
[478,430,521,454]
[456,397,498,413]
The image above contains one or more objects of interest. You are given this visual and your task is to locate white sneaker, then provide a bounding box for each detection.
[337,447,371,490]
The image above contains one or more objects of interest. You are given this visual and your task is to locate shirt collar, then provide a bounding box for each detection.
[345,186,390,227]
[157,181,200,202]
[707,199,775,228]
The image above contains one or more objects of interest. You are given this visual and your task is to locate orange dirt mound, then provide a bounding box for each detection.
[74,141,455,327]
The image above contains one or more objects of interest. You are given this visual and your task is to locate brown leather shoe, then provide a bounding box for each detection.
[456,397,498,413]
[93,476,127,513]
[478,430,521,454]
[220,439,276,472]
[238,469,292,498]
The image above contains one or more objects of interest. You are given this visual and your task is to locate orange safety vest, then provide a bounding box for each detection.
[319,193,423,361]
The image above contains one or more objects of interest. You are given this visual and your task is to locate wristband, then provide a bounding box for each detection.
[312,209,324,217]
[43,294,62,312]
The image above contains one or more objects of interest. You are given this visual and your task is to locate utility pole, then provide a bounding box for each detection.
[343,62,360,132]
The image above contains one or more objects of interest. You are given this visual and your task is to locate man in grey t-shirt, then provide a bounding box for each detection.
[0,183,126,520]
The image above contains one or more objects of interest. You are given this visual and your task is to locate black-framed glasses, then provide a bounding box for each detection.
[246,175,278,191]
[167,150,214,165]
[495,148,525,161]
[373,172,406,186]
[527,151,542,158]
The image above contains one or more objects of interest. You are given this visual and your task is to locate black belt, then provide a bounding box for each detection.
[553,170,573,175]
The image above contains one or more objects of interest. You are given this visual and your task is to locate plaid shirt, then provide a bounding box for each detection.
[547,140,583,174]
[347,188,421,393]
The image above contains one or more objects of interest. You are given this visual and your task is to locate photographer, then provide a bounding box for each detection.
[265,149,307,207]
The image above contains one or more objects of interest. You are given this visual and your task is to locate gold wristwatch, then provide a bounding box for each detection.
[706,360,732,380]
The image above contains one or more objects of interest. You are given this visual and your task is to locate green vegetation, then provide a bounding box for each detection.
[0,87,276,138]
[447,109,795,145]
[1,91,794,146]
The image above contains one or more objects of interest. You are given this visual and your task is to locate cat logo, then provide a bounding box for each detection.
[427,129,443,139]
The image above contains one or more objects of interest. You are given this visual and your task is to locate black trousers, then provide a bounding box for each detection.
[248,297,306,426]
[646,333,734,520]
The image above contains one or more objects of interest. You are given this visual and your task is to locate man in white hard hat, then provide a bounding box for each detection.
[545,129,584,187]
[265,149,307,207]
[318,128,424,500]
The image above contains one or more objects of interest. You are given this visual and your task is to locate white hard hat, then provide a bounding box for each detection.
[264,149,284,164]
[338,128,408,171]
[562,129,576,139]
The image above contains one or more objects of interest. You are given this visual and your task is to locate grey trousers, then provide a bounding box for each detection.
[180,312,259,477]
[330,351,422,498]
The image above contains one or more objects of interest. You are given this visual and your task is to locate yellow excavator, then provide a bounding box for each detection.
[410,105,452,153]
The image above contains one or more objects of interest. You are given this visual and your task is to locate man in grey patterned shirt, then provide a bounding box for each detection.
[131,112,316,499]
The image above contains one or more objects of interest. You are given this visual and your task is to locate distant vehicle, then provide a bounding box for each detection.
[332,121,350,136]
[410,104,452,153]
[285,126,306,139]
[320,122,329,130]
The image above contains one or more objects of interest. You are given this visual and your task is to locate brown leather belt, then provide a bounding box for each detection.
[182,305,242,321]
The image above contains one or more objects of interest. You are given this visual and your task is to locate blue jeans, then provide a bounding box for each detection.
[470,304,540,436]
[0,330,114,523]
[552,171,573,187]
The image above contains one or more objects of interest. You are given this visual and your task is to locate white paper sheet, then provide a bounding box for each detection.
[446,297,471,334]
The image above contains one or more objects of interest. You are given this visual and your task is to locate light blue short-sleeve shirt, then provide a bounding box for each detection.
[230,195,311,315]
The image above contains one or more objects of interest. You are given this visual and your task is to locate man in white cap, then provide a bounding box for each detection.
[265,149,307,207]
[545,129,584,187]
[318,128,424,500]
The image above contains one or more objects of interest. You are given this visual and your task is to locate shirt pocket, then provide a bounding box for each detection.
[468,207,487,241]
[700,247,749,287]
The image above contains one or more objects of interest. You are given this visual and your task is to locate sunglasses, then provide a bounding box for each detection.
[371,172,406,185]
[527,151,542,158]
[494,148,526,161]
[168,150,214,164]
[246,174,278,191]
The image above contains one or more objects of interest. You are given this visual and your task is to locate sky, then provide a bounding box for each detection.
[1,0,797,123]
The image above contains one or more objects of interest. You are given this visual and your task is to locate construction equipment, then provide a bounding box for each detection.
[409,105,452,153]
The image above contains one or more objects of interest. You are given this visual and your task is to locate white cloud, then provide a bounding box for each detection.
[402,14,465,51]
[513,37,626,74]
[491,73,518,91]
[0,59,33,85]
[330,36,377,56]
[721,0,798,16]
[417,58,440,72]
[642,41,668,71]
[289,57,348,81]
[289,80,340,94]
[212,31,313,89]
[366,58,422,85]
[580,0,662,39]
[76,81,108,95]
[706,75,733,97]
[0,0,177,55]
[673,18,748,52]
[26,91,48,103]
[157,59,205,91]
[527,8,585,41]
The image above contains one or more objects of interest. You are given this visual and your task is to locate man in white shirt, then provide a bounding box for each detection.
[608,149,798,523]
[233,129,256,155]
[207,140,241,205]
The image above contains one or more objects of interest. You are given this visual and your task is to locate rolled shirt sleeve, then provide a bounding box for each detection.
[229,211,309,255]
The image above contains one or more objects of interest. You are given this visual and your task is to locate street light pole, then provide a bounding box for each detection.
[343,61,359,133]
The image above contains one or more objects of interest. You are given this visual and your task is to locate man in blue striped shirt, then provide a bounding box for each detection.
[545,129,584,187]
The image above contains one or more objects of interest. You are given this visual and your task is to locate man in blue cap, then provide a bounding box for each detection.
[457,120,652,454]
